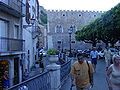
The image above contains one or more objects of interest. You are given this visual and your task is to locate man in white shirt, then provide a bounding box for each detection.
[90,47,99,72]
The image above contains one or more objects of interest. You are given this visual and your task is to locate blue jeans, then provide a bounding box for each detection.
[3,80,9,88]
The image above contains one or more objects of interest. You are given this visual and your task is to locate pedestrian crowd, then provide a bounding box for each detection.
[70,46,120,90]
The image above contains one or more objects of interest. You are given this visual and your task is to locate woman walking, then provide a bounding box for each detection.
[106,54,120,90]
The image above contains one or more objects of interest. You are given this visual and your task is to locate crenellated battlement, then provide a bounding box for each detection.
[47,9,104,13]
[47,9,104,20]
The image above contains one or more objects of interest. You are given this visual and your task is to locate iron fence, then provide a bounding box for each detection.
[60,60,71,81]
[8,70,51,90]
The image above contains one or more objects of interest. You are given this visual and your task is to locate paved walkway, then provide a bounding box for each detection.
[90,59,108,90]
[64,59,109,90]
[27,56,48,79]
[27,57,109,90]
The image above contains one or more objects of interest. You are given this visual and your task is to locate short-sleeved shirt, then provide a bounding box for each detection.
[71,61,94,88]
[90,50,98,59]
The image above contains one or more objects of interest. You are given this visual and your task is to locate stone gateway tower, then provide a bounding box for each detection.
[47,10,103,51]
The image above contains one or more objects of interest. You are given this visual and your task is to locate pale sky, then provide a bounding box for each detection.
[38,0,120,11]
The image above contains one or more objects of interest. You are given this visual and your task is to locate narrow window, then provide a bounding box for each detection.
[63,14,65,16]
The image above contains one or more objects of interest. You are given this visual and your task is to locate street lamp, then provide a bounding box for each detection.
[57,40,61,60]
[61,39,63,53]
[57,41,61,51]
[68,26,73,57]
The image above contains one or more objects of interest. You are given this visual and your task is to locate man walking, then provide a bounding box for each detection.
[90,47,99,72]
[71,53,94,90]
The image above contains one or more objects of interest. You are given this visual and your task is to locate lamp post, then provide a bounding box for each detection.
[57,41,61,51]
[57,41,61,60]
[68,26,73,57]
[61,39,63,53]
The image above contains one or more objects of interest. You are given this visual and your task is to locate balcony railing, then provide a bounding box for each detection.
[0,37,25,52]
[0,0,8,4]
[0,0,25,17]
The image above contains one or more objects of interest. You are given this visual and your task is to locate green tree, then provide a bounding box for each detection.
[40,10,47,25]
[75,3,120,47]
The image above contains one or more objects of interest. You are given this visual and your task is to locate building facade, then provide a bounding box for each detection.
[47,10,103,51]
[0,0,47,89]
[39,6,47,50]
[0,0,25,88]
[22,0,41,72]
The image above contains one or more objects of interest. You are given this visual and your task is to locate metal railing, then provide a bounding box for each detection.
[0,0,8,4]
[60,60,71,81]
[0,37,25,52]
[7,57,71,90]
[8,70,51,90]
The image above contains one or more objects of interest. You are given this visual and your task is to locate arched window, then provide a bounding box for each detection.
[79,14,81,16]
[94,15,96,17]
[69,25,76,32]
[55,25,63,33]
[63,14,65,16]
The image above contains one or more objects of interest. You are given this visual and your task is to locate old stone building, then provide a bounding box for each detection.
[47,10,103,50]
[0,0,25,87]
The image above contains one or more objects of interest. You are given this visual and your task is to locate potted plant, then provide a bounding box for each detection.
[47,49,58,55]
[47,49,59,64]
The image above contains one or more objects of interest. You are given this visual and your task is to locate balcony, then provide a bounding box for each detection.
[0,0,25,17]
[0,37,25,54]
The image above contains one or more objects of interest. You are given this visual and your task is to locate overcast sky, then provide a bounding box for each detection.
[38,0,120,11]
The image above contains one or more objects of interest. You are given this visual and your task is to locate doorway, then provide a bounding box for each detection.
[14,57,19,85]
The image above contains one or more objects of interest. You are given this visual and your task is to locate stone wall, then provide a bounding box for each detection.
[47,10,104,50]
